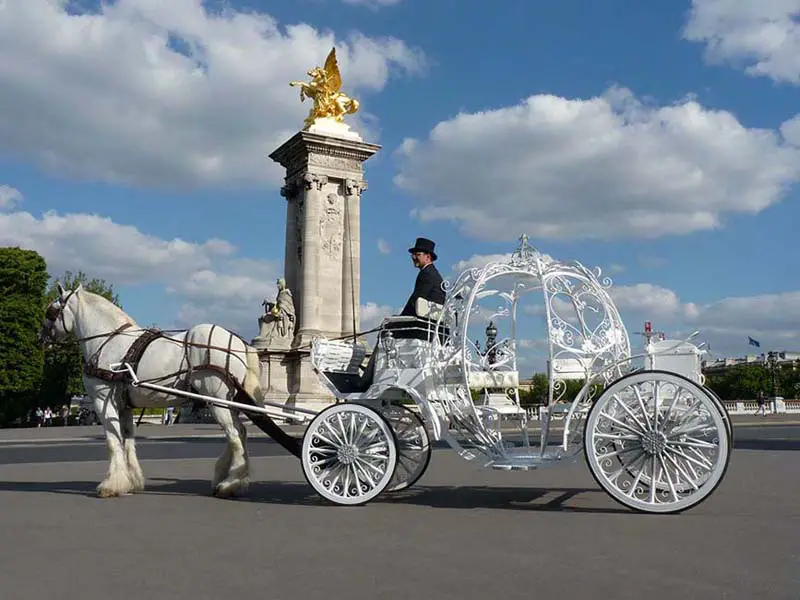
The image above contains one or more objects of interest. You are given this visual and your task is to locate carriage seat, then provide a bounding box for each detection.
[475,390,526,417]
[381,298,449,344]
[311,339,370,394]
[440,368,520,389]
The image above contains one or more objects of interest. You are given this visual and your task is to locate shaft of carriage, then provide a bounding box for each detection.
[108,362,307,457]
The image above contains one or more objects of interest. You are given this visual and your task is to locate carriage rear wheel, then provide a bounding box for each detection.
[301,403,398,506]
[584,370,731,514]
[377,404,431,492]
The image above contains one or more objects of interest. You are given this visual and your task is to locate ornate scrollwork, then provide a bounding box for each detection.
[425,233,633,461]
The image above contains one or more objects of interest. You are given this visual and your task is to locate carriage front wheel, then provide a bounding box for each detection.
[584,370,731,514]
[301,403,398,506]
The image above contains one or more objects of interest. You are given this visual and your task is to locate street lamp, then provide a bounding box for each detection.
[766,351,781,399]
[485,320,498,365]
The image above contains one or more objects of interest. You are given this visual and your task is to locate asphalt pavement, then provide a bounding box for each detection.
[0,416,797,600]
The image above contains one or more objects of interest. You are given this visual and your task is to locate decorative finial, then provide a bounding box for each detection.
[289,48,360,131]
[511,233,538,264]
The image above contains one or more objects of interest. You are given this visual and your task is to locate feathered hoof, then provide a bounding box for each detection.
[213,478,250,499]
[96,484,131,498]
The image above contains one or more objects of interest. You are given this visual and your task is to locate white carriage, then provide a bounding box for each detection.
[95,234,731,512]
[302,235,732,513]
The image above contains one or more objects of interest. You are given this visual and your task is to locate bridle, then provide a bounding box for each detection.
[42,289,78,343]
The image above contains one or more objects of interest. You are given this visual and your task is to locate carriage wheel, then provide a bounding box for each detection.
[584,370,730,514]
[704,386,733,445]
[378,404,432,492]
[301,403,398,506]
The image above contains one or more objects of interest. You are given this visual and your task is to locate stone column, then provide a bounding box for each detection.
[296,172,327,344]
[280,181,300,306]
[269,131,380,345]
[341,179,365,338]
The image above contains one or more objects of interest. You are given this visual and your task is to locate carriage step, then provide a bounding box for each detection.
[487,447,567,471]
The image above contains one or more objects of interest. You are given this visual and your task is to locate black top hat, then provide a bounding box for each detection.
[408,237,437,261]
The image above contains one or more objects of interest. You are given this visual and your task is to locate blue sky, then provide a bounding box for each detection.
[0,0,798,372]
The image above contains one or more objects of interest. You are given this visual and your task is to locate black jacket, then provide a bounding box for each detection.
[401,264,445,316]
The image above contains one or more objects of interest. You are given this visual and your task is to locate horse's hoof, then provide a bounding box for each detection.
[214,479,248,499]
[97,488,119,498]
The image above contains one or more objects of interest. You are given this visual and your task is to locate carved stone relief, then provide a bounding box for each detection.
[309,154,362,172]
[320,192,343,257]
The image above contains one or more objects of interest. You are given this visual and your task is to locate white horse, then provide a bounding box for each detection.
[39,283,297,499]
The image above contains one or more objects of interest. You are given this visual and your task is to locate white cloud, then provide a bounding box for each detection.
[0,0,425,189]
[359,301,395,347]
[451,253,512,273]
[610,283,683,317]
[0,204,279,335]
[683,0,800,84]
[607,284,800,357]
[0,209,234,284]
[781,114,800,146]
[395,87,800,241]
[377,238,391,254]
[360,301,395,330]
[0,185,22,210]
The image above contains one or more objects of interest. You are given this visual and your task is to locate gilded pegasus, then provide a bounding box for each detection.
[290,48,360,129]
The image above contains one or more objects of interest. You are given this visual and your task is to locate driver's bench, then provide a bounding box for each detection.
[311,299,447,398]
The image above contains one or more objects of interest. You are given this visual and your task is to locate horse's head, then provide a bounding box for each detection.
[39,283,81,346]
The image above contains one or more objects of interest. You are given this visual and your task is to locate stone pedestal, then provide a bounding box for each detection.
[260,128,380,411]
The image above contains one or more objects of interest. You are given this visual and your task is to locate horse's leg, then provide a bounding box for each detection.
[208,404,250,498]
[191,372,250,498]
[92,387,134,498]
[120,404,145,492]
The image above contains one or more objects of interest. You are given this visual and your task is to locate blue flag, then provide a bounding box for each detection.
[748,336,760,348]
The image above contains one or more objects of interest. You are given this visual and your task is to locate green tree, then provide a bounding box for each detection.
[0,248,48,426]
[40,271,121,404]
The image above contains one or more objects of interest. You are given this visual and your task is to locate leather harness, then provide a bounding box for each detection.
[83,325,165,383]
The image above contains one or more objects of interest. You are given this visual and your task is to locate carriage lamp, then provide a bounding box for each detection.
[485,321,498,364]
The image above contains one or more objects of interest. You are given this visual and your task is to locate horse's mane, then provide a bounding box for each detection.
[76,289,138,327]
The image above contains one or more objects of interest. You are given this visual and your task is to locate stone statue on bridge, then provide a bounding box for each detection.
[253,278,296,350]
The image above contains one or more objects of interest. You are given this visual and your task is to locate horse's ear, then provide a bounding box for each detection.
[57,282,66,297]
[76,283,83,291]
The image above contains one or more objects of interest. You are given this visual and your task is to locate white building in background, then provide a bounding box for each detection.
[702,351,800,373]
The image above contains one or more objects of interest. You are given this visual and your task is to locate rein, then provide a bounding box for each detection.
[56,324,385,354]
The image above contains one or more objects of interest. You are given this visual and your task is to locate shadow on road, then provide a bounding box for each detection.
[0,477,637,514]
[733,438,800,451]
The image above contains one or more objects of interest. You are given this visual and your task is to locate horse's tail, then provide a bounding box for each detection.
[241,346,265,405]
[237,343,302,458]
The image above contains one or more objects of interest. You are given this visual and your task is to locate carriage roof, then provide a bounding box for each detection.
[439,234,632,383]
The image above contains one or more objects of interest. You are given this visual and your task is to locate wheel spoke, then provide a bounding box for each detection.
[668,438,717,450]
[632,385,653,431]
[658,454,680,503]
[611,393,649,434]
[598,413,644,437]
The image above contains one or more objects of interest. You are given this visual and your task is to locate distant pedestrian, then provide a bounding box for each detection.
[756,390,768,416]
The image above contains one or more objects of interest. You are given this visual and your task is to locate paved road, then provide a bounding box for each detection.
[0,422,797,600]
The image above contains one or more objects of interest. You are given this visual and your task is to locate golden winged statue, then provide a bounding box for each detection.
[290,48,360,130]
